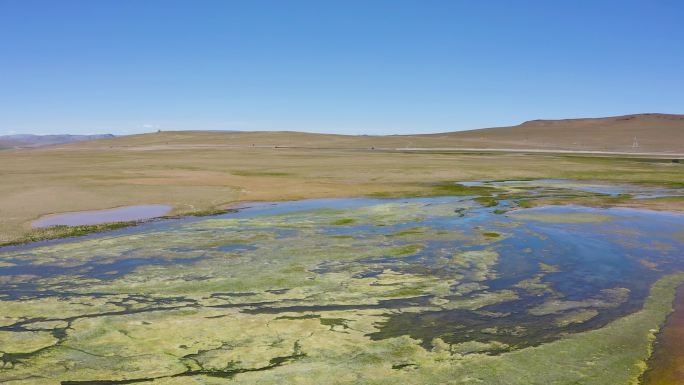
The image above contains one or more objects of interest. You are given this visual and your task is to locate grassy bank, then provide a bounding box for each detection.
[0,222,139,247]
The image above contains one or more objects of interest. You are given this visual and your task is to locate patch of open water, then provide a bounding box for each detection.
[31,204,172,228]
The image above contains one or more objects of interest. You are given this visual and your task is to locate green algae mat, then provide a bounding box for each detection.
[1,181,684,384]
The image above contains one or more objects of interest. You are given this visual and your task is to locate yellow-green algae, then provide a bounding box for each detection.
[554,309,600,327]
[0,268,680,384]
[0,192,683,384]
[529,287,630,316]
[0,200,510,383]
[0,331,57,355]
[9,273,673,385]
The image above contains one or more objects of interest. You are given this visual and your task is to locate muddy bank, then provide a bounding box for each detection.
[642,284,684,385]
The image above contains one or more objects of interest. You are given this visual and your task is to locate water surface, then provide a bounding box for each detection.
[31,204,172,227]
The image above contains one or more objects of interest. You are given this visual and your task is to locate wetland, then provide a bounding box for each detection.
[1,180,683,384]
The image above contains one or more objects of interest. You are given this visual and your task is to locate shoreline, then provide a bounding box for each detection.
[0,206,241,248]
[3,180,684,248]
[641,284,684,384]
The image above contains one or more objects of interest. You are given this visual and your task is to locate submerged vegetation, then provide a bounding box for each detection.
[0,180,683,384]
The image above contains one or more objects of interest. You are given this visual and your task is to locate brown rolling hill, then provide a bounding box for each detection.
[417,113,684,153]
[57,113,684,154]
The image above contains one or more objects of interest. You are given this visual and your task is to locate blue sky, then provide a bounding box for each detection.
[1,0,682,135]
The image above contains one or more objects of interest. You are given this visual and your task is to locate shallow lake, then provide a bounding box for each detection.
[1,180,683,384]
[31,204,172,227]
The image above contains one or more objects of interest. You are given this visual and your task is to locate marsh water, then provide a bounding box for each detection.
[1,180,684,384]
[31,204,172,228]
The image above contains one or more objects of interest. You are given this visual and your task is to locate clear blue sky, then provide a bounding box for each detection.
[1,0,682,135]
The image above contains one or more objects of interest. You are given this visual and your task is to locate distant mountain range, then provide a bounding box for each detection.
[0,134,115,148]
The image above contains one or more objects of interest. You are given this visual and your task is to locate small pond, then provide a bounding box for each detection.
[31,204,172,227]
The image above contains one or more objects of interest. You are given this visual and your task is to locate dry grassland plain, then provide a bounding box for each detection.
[1,129,683,244]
